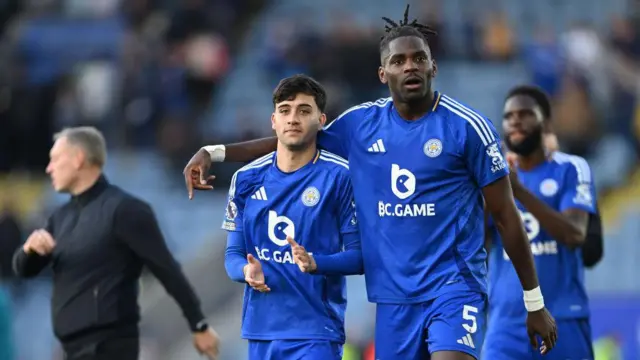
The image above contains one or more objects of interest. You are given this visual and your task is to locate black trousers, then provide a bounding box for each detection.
[63,337,139,360]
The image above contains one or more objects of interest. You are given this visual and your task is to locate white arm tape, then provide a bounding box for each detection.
[202,145,226,163]
[523,286,545,312]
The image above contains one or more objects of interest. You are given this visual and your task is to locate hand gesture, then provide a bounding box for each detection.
[183,149,216,200]
[193,327,220,359]
[287,236,316,273]
[24,229,56,256]
[244,254,270,292]
[526,308,558,355]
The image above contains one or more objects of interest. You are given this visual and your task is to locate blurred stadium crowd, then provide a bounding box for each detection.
[0,0,639,359]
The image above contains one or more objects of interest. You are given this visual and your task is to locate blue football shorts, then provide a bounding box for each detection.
[375,291,487,360]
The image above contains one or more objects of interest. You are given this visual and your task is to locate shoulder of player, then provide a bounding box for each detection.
[316,150,349,172]
[229,152,275,197]
[326,97,392,127]
[436,94,498,146]
[550,151,593,183]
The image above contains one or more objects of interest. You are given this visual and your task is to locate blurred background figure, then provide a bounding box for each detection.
[0,0,639,359]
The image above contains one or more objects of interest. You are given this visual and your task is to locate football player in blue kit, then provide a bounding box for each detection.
[483,85,597,360]
[188,6,558,360]
[222,75,363,360]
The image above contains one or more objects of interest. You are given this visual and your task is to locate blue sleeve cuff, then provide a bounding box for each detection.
[313,233,363,275]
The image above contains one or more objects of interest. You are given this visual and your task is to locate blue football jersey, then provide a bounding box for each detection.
[317,92,509,303]
[222,150,358,342]
[488,151,597,321]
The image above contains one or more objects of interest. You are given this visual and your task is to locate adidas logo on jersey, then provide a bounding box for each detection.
[251,186,268,201]
[367,139,386,153]
[456,334,475,349]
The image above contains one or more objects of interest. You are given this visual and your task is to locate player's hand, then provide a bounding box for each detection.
[506,152,522,193]
[526,308,558,355]
[506,151,517,168]
[183,148,216,200]
[23,229,56,256]
[287,236,316,273]
[244,254,270,292]
[544,133,559,153]
[193,327,220,359]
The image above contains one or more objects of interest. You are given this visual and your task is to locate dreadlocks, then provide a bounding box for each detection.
[379,4,438,55]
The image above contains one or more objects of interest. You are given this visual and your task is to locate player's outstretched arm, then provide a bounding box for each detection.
[288,235,364,276]
[183,137,278,199]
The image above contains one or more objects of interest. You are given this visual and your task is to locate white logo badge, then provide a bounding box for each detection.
[424,139,443,158]
[301,186,320,207]
[267,210,295,246]
[539,179,559,197]
[391,164,416,199]
[574,184,593,206]
[519,210,541,241]
[486,143,506,173]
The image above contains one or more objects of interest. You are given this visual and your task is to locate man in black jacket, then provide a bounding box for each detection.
[13,127,219,360]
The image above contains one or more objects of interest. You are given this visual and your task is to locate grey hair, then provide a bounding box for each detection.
[53,126,107,167]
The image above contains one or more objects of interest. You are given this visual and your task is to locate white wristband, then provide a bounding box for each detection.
[523,286,545,312]
[202,145,226,162]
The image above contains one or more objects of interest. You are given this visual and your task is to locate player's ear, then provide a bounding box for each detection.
[271,113,276,131]
[378,66,387,84]
[318,113,327,130]
[430,59,437,78]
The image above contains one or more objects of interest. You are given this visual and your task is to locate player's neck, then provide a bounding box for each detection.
[393,91,435,121]
[516,148,547,171]
[276,143,317,173]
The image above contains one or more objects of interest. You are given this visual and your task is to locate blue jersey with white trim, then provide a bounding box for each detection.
[222,150,358,341]
[317,92,509,303]
[488,152,596,321]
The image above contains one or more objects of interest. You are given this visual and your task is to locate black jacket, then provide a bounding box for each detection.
[12,176,205,344]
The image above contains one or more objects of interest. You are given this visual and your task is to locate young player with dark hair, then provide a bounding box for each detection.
[222,74,362,360]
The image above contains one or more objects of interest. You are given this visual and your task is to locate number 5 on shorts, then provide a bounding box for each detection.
[462,305,478,334]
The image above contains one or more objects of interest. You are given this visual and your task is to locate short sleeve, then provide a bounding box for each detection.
[335,172,358,235]
[317,105,367,159]
[558,158,596,214]
[462,114,509,188]
[222,171,247,232]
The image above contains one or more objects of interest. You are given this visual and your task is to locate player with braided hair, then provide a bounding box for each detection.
[185,5,558,360]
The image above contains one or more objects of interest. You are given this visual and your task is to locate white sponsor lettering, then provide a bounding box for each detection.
[503,241,558,260]
[255,246,312,264]
[486,143,507,173]
[378,201,436,217]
